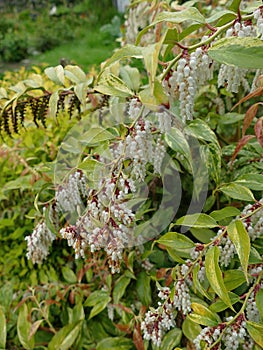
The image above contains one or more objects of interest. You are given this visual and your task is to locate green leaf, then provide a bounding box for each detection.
[48,321,83,350]
[113,276,131,304]
[96,337,133,350]
[205,246,235,311]
[139,80,169,109]
[136,271,152,306]
[210,207,240,221]
[165,127,193,172]
[190,228,215,244]
[95,73,133,97]
[0,306,6,349]
[255,288,263,320]
[182,316,202,341]
[119,66,140,92]
[176,213,218,228]
[64,65,87,83]
[49,90,59,119]
[207,10,236,24]
[62,266,77,283]
[45,65,65,85]
[186,119,218,144]
[142,42,163,94]
[85,290,111,319]
[235,174,263,191]
[209,292,240,312]
[208,37,263,69]
[156,231,195,257]
[159,328,182,350]
[223,269,246,291]
[246,321,263,348]
[192,265,212,300]
[219,183,255,201]
[227,220,250,282]
[249,247,263,264]
[153,8,206,25]
[100,45,142,72]
[80,127,117,146]
[17,304,35,350]
[228,0,242,12]
[189,302,220,327]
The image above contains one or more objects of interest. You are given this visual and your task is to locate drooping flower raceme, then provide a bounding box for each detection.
[25,220,56,264]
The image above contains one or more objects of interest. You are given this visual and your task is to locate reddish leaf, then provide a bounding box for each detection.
[115,324,131,334]
[255,117,263,147]
[232,87,263,110]
[133,324,145,350]
[231,135,255,163]
[242,103,259,136]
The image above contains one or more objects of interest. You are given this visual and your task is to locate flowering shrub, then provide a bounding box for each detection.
[1,0,263,349]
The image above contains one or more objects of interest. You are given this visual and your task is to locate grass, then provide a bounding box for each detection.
[31,29,119,72]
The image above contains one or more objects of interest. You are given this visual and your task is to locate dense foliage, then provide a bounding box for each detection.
[0,0,263,349]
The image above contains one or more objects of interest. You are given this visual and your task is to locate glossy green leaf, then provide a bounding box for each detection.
[190,227,215,243]
[189,302,220,326]
[45,65,65,85]
[228,0,242,12]
[246,321,263,348]
[165,127,193,172]
[84,290,111,319]
[49,90,59,119]
[207,10,236,24]
[142,42,163,94]
[96,337,133,350]
[17,304,35,350]
[255,288,263,319]
[249,247,263,264]
[223,269,246,291]
[210,207,240,221]
[119,65,140,92]
[209,292,240,312]
[186,119,218,144]
[48,321,83,350]
[235,174,263,191]
[136,271,152,306]
[208,37,263,69]
[176,213,218,228]
[100,45,142,71]
[156,232,195,257]
[205,246,235,311]
[0,306,6,349]
[139,80,169,108]
[153,8,206,24]
[64,65,87,83]
[220,183,255,201]
[159,328,182,350]
[182,316,202,341]
[62,266,77,283]
[113,276,131,304]
[95,73,133,97]
[227,220,250,281]
[80,127,117,146]
[192,265,212,300]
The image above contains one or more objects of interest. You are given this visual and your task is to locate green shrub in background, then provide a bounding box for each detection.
[0,0,263,349]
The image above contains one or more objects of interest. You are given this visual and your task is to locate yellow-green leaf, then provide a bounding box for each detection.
[205,246,235,311]
[0,306,6,349]
[227,220,250,282]
[246,321,263,348]
[17,304,35,350]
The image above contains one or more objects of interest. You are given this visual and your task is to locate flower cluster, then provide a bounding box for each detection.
[254,6,263,39]
[55,170,88,215]
[218,21,256,93]
[193,315,250,350]
[60,173,136,273]
[25,220,56,264]
[141,286,175,347]
[241,200,263,240]
[246,284,262,323]
[165,47,213,122]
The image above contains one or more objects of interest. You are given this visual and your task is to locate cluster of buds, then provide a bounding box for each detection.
[246,284,262,323]
[218,20,256,93]
[165,47,213,122]
[241,200,263,241]
[254,6,263,39]
[141,286,175,347]
[25,220,56,264]
[60,173,136,273]
[55,170,87,215]
[194,314,250,350]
